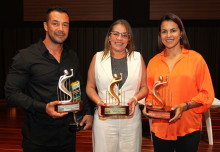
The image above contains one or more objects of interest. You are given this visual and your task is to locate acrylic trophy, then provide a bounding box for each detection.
[55,69,83,131]
[101,73,129,116]
[146,76,175,120]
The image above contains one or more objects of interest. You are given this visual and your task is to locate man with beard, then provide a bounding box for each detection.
[4,7,93,152]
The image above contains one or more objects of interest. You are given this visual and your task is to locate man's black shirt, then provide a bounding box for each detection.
[4,39,93,146]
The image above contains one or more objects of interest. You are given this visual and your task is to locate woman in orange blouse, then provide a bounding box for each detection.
[143,13,215,152]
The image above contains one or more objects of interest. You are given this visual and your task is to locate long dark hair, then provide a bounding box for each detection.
[158,13,191,51]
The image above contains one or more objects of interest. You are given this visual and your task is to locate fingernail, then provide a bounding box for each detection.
[127,103,130,105]
[104,103,106,106]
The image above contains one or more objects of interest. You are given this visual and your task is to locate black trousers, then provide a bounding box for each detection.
[152,130,201,152]
[22,139,76,152]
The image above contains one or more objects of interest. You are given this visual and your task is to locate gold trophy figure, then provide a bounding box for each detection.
[146,76,175,120]
[101,73,129,116]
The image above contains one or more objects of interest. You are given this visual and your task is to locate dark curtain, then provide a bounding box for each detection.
[1,21,220,100]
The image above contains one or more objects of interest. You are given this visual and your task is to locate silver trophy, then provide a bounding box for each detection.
[55,69,83,131]
[55,69,82,112]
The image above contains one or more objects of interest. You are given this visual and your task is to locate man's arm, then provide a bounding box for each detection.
[4,53,46,114]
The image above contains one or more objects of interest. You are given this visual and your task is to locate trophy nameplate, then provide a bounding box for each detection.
[101,73,129,117]
[101,106,129,116]
[146,106,175,120]
[146,76,175,120]
[55,100,82,112]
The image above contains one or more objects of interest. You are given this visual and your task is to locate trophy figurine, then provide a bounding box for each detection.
[146,76,175,120]
[55,69,82,112]
[55,69,83,132]
[101,73,129,116]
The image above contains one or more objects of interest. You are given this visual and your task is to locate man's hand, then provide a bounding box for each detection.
[80,115,93,130]
[46,101,68,119]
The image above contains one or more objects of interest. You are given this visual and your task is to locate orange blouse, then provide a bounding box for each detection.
[146,47,215,140]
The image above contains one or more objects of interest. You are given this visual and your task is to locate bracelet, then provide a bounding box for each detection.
[185,101,189,110]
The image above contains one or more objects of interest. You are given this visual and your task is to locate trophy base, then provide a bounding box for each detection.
[55,100,82,112]
[69,112,85,132]
[69,122,85,132]
[146,106,175,120]
[101,105,129,116]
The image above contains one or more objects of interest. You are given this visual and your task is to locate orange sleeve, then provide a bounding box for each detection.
[191,56,215,113]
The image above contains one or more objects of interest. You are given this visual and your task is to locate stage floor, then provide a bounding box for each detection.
[0,100,220,152]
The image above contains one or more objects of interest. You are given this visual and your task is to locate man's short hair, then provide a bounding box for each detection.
[45,6,69,22]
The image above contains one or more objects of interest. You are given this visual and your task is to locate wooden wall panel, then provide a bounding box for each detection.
[150,0,220,20]
[23,0,113,21]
